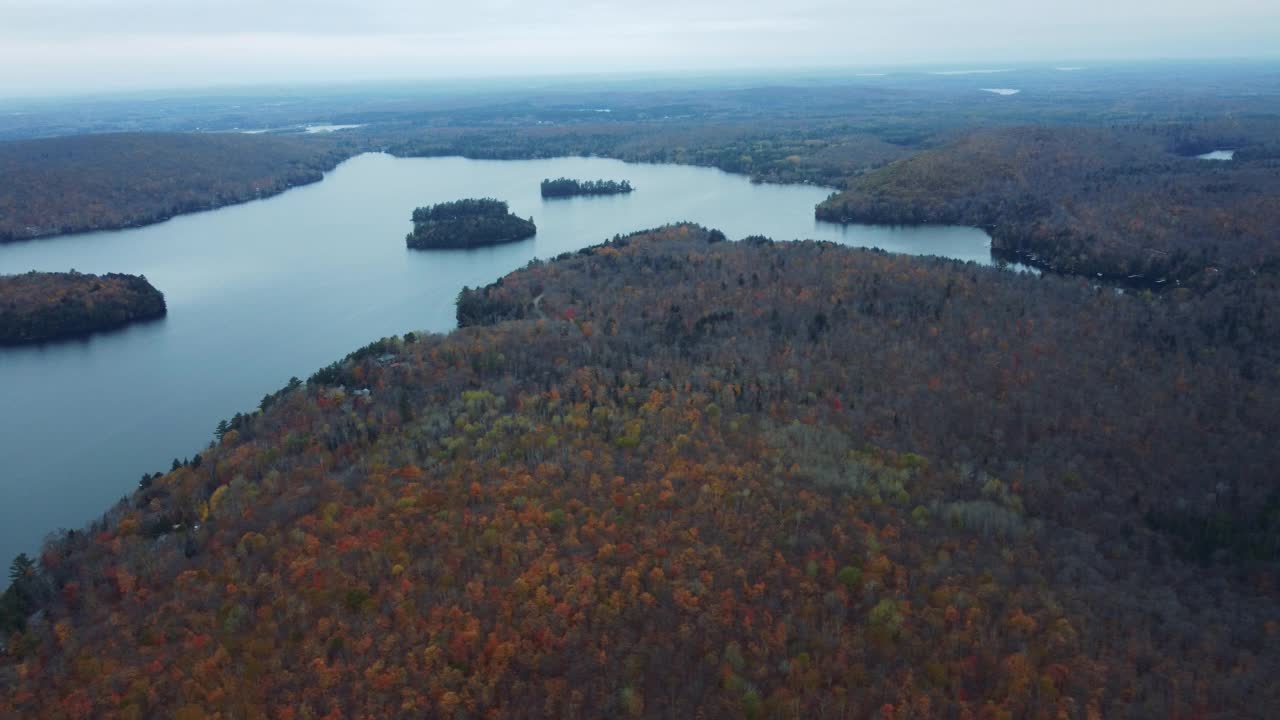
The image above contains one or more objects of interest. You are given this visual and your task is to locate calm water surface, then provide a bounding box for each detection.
[0,153,1008,560]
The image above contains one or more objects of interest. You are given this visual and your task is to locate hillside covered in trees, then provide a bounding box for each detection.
[406,198,537,250]
[541,178,634,198]
[0,133,349,242]
[0,271,166,344]
[3,226,1278,718]
[816,123,1280,281]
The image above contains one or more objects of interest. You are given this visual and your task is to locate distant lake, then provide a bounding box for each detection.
[0,153,1014,561]
[304,124,367,134]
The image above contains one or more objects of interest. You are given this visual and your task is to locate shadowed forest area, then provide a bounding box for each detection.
[0,133,350,242]
[3,226,1277,718]
[816,121,1280,281]
[405,198,537,250]
[0,271,166,344]
[541,178,634,198]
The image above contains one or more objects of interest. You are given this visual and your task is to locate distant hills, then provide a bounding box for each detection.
[0,132,350,242]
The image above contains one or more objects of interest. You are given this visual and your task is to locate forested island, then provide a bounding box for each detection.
[540,177,634,198]
[0,271,166,344]
[405,198,537,249]
[0,132,350,242]
[372,73,1280,284]
[4,225,1279,717]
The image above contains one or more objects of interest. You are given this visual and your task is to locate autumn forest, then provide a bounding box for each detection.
[0,271,166,344]
[2,61,1280,719]
[1,224,1277,717]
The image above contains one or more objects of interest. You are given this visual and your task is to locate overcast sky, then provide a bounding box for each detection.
[1,0,1278,96]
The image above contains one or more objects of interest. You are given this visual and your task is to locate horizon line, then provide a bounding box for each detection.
[3,55,1279,103]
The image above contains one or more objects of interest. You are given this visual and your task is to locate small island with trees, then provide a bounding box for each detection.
[0,270,167,344]
[405,198,537,250]
[540,178,634,198]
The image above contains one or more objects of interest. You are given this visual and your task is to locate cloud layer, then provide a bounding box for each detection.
[1,0,1277,94]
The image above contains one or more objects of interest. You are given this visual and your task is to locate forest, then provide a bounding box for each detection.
[0,132,350,242]
[815,122,1280,282]
[0,271,166,344]
[540,178,634,198]
[405,198,537,250]
[2,225,1277,718]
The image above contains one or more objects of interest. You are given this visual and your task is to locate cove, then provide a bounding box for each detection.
[0,152,1007,561]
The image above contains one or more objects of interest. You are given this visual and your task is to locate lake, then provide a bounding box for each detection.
[0,153,1009,562]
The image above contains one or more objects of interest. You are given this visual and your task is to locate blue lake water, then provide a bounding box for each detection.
[0,153,1011,561]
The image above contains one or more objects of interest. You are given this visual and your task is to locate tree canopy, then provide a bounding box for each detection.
[541,178,633,198]
[3,225,1278,717]
[0,133,349,243]
[0,271,166,344]
[406,198,537,250]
